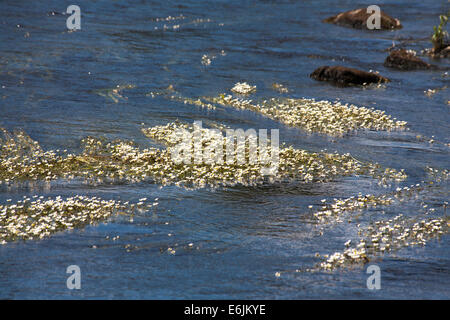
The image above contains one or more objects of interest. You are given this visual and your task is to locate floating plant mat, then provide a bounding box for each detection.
[286,167,449,273]
[147,85,216,110]
[312,213,449,271]
[0,195,158,243]
[1,124,406,189]
[311,167,449,224]
[141,121,407,188]
[148,85,407,136]
[93,84,136,103]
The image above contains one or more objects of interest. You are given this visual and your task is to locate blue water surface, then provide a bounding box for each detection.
[0,0,449,299]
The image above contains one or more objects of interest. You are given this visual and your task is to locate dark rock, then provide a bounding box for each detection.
[426,45,450,58]
[310,66,390,86]
[323,8,402,30]
[384,49,434,70]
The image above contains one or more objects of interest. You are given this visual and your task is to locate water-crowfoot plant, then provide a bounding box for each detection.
[207,95,407,136]
[0,196,158,243]
[311,167,449,224]
[271,83,289,93]
[0,124,406,190]
[230,82,257,95]
[300,167,449,271]
[142,121,406,187]
[148,85,407,136]
[313,214,448,271]
[94,84,136,103]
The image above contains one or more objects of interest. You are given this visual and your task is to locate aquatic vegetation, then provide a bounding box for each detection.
[272,83,289,93]
[311,176,447,224]
[152,16,215,31]
[424,86,447,98]
[147,85,407,136]
[230,82,257,95]
[147,86,216,110]
[431,14,449,53]
[142,121,406,187]
[201,54,212,66]
[312,192,395,224]
[147,84,176,97]
[0,123,406,190]
[153,15,185,22]
[0,128,71,183]
[425,166,450,182]
[208,94,407,136]
[0,195,158,243]
[94,84,136,103]
[179,97,216,110]
[314,214,448,271]
[201,50,226,66]
[0,128,161,185]
[304,167,449,271]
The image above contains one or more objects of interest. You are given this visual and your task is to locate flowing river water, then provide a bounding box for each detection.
[0,0,449,299]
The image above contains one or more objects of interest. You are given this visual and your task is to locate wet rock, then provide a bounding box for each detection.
[310,66,390,86]
[384,49,434,70]
[426,45,450,58]
[323,8,402,30]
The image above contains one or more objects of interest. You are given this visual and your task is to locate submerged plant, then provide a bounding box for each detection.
[208,94,407,136]
[142,121,407,187]
[94,84,136,103]
[149,86,407,136]
[0,195,158,243]
[312,171,448,224]
[314,214,448,271]
[305,167,450,271]
[272,83,289,93]
[0,124,407,190]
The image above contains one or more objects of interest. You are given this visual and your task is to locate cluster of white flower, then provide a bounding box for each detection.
[0,124,407,190]
[426,166,450,182]
[201,50,226,66]
[209,95,407,136]
[142,121,406,188]
[316,214,448,271]
[149,86,407,136]
[0,128,72,183]
[313,193,395,223]
[0,195,158,243]
[201,54,212,66]
[311,181,440,224]
[303,168,449,270]
[154,15,185,22]
[147,86,216,110]
[152,17,214,31]
[230,82,257,95]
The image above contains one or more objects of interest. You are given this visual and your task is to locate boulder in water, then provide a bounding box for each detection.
[310,66,390,86]
[323,8,402,30]
[384,49,434,70]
